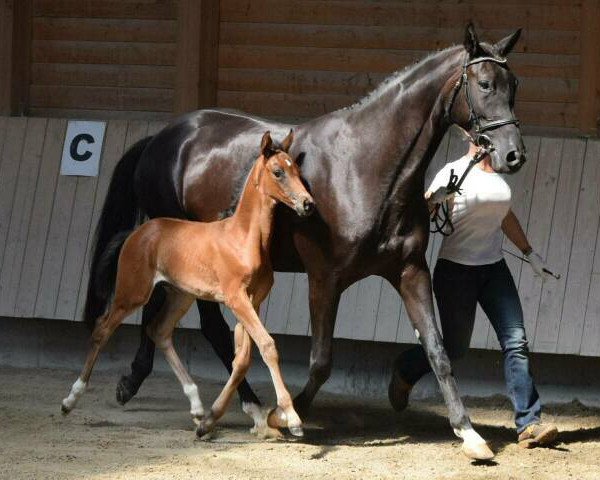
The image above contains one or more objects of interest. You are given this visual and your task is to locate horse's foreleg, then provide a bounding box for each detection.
[391,263,494,461]
[63,305,133,414]
[293,278,340,416]
[196,323,253,438]
[115,286,165,405]
[197,300,262,412]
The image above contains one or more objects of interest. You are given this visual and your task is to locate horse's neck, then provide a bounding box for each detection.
[228,162,276,255]
[350,48,464,193]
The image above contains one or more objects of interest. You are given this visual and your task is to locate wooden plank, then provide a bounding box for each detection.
[518,138,563,342]
[15,119,66,318]
[0,118,28,271]
[351,275,383,341]
[220,1,580,31]
[0,1,14,114]
[264,272,295,334]
[577,0,600,135]
[197,0,219,108]
[10,0,33,115]
[54,161,101,320]
[31,40,176,66]
[558,140,600,353]
[580,273,600,356]
[374,278,401,343]
[0,118,46,316]
[30,85,173,113]
[28,107,171,121]
[219,45,579,79]
[334,282,359,339]
[34,135,79,319]
[33,0,178,20]
[221,23,581,56]
[33,17,176,43]
[286,273,311,336]
[74,120,128,322]
[32,63,176,89]
[218,68,578,104]
[533,139,585,352]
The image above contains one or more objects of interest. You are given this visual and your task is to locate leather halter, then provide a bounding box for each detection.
[445,54,520,147]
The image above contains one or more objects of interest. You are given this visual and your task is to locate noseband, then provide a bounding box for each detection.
[445,55,520,148]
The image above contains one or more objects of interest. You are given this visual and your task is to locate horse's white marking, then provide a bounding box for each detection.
[62,377,87,411]
[414,329,420,340]
[183,383,204,417]
[285,159,292,167]
[454,427,486,445]
[243,402,269,431]
[153,272,167,287]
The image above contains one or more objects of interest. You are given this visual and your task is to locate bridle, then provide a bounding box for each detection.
[445,54,520,151]
[432,54,522,236]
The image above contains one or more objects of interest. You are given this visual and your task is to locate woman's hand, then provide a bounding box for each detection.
[525,250,548,277]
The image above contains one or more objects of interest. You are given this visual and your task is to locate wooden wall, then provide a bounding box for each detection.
[26,0,178,118]
[1,1,599,135]
[0,116,598,356]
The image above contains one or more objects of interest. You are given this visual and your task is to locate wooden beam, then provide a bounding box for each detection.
[10,0,33,115]
[0,1,14,114]
[174,0,220,114]
[578,0,600,136]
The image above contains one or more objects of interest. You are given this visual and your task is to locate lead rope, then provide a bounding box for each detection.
[430,146,488,236]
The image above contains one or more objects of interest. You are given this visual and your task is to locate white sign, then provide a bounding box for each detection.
[60,121,106,176]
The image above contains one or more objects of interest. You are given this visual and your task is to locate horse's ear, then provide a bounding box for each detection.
[464,22,482,58]
[495,28,522,57]
[281,129,294,153]
[260,131,273,158]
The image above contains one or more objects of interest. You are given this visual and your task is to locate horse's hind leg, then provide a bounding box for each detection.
[196,323,253,437]
[145,289,201,423]
[62,304,136,414]
[116,286,165,405]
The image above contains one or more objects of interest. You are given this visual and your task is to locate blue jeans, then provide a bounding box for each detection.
[397,258,541,433]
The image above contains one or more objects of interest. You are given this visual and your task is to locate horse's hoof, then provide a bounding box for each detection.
[462,441,495,461]
[191,413,204,426]
[288,426,304,437]
[115,376,136,406]
[267,407,287,429]
[61,403,71,415]
[388,372,412,412]
[196,417,215,439]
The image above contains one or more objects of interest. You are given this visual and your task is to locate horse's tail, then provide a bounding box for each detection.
[83,137,152,330]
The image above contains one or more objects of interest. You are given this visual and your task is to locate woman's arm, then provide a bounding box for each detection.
[501,210,532,254]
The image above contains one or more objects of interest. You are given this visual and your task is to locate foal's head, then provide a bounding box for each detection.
[257,130,315,217]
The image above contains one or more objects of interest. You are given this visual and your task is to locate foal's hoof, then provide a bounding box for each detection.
[61,402,72,416]
[196,417,215,439]
[288,426,304,437]
[462,441,495,461]
[116,375,137,406]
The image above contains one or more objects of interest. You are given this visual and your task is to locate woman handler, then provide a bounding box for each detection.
[390,139,558,448]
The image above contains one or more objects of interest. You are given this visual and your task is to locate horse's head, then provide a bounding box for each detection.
[257,130,315,217]
[450,24,525,173]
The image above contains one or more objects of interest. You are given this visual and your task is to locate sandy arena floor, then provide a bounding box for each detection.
[0,366,599,480]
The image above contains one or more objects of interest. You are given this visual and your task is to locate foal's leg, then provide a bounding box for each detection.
[145,290,202,423]
[391,263,494,461]
[228,295,303,436]
[62,304,136,413]
[196,323,253,437]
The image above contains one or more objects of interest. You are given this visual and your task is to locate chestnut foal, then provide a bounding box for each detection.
[62,130,314,438]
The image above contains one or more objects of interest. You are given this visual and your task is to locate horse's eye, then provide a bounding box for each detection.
[478,80,491,91]
[273,169,284,179]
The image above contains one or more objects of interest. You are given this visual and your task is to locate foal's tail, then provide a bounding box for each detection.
[83,137,152,330]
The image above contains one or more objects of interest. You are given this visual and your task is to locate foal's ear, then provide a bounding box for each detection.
[495,28,522,57]
[281,129,294,153]
[260,131,273,157]
[464,22,483,58]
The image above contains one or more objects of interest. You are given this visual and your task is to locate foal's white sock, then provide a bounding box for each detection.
[62,378,87,412]
[183,383,204,418]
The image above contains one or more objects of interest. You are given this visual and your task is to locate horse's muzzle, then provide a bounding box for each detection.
[506,149,526,172]
[296,197,315,217]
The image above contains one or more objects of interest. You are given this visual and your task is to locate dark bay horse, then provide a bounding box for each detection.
[84,25,525,459]
[64,131,312,438]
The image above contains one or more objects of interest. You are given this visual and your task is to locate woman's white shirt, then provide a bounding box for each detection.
[428,155,512,266]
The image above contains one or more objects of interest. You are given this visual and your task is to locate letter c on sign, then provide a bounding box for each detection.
[70,133,95,162]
